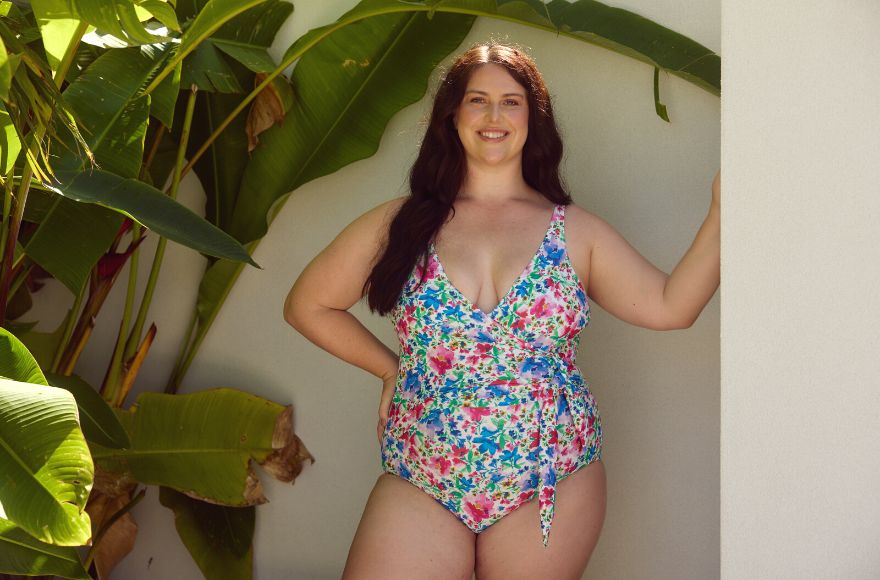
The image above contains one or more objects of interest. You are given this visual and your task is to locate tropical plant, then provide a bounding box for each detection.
[0,0,719,578]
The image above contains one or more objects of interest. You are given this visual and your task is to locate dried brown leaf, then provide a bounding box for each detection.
[246,72,286,152]
[262,405,315,482]
[86,491,138,580]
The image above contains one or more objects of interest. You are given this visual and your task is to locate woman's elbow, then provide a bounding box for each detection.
[283,290,303,329]
[656,312,697,331]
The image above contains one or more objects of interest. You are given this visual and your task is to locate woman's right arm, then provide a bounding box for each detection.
[282,196,407,384]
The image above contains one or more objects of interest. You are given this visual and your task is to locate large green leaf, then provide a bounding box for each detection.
[91,388,312,505]
[186,0,293,232]
[26,42,176,293]
[0,327,48,386]
[50,169,258,266]
[61,44,175,176]
[32,0,178,48]
[0,377,93,546]
[182,39,246,93]
[24,196,123,293]
[231,10,472,244]
[330,0,720,94]
[159,487,254,580]
[0,518,90,580]
[46,373,130,449]
[145,0,271,94]
[27,0,84,74]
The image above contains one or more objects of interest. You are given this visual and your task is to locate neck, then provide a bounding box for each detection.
[457,159,533,204]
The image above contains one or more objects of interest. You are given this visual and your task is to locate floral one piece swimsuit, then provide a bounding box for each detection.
[382,203,604,547]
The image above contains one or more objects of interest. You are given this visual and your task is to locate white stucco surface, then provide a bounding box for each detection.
[720,3,880,578]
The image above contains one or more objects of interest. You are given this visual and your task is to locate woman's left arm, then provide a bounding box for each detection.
[584,169,720,331]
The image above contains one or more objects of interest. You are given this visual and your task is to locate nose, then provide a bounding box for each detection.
[488,102,501,122]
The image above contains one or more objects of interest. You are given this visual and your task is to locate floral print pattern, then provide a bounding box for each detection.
[382,203,603,547]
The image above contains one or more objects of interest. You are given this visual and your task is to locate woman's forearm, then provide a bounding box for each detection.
[287,307,400,382]
[662,203,720,328]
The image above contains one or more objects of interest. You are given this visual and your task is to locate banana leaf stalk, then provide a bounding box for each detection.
[102,85,200,407]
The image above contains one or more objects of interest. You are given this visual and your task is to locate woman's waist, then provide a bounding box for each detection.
[394,359,592,406]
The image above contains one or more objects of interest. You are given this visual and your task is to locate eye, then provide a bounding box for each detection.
[504,99,520,106]
[469,96,485,103]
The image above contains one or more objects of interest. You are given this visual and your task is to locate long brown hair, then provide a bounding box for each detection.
[363,42,572,315]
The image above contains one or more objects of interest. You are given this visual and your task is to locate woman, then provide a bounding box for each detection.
[284,42,720,579]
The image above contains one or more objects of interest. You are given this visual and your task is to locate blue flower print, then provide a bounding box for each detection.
[473,427,501,454]
[423,286,442,309]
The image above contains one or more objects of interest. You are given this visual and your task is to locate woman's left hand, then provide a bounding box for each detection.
[711,169,721,211]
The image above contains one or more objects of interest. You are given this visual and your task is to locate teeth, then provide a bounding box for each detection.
[479,131,507,139]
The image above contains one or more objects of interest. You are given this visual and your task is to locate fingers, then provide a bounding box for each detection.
[376,417,388,443]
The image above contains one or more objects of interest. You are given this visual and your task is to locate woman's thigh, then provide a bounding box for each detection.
[342,473,477,580]
[474,460,607,580]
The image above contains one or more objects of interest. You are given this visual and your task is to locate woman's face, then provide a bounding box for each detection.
[453,63,529,169]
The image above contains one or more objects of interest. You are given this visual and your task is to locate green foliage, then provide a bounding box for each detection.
[92,388,298,506]
[160,487,255,580]
[0,375,93,546]
[0,519,90,580]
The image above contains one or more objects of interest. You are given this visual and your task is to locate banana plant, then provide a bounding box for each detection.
[2,2,313,578]
[0,328,310,579]
[0,0,719,578]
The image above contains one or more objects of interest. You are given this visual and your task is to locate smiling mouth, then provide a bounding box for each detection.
[477,130,509,141]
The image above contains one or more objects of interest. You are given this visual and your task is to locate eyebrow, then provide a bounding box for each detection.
[465,89,526,98]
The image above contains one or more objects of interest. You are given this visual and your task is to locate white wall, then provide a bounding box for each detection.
[28,1,720,578]
[720,3,880,578]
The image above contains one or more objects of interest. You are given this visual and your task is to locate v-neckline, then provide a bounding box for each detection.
[429,204,559,318]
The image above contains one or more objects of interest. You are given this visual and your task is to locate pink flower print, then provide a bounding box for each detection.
[463,406,492,422]
[529,295,552,318]
[427,345,455,375]
[561,309,583,339]
[450,444,469,467]
[429,455,453,477]
[529,429,541,449]
[415,254,440,281]
[394,305,417,339]
[464,493,495,524]
[511,306,530,330]
[464,348,489,366]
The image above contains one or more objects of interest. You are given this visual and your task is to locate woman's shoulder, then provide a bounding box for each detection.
[563,201,611,239]
[563,200,630,254]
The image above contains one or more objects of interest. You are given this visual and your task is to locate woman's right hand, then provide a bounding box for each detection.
[376,374,396,443]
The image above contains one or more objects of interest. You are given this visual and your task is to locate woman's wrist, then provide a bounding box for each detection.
[378,355,400,382]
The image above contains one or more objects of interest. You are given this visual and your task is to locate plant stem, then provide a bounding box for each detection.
[7,261,33,300]
[101,234,140,405]
[0,151,35,326]
[53,21,89,89]
[116,86,197,397]
[0,168,13,280]
[51,285,85,373]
